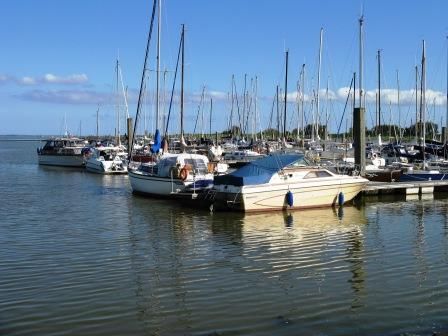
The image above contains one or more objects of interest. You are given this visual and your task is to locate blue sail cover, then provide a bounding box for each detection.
[214,153,304,186]
[150,129,161,153]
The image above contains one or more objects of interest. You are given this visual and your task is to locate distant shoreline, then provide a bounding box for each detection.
[0,138,43,141]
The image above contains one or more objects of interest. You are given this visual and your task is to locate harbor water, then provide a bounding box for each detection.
[1,139,448,336]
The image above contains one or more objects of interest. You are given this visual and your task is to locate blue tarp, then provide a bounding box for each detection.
[214,153,304,186]
[150,129,161,154]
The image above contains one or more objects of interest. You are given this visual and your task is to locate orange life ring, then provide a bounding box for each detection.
[179,167,188,181]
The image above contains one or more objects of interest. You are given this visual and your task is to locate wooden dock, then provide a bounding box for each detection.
[363,180,448,196]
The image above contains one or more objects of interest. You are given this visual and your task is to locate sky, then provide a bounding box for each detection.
[1,0,447,136]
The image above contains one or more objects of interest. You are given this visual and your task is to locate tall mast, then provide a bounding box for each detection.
[446,35,448,142]
[377,49,381,135]
[116,59,121,146]
[283,49,289,141]
[276,85,280,138]
[316,28,323,140]
[301,64,305,145]
[421,40,426,160]
[397,69,401,141]
[180,24,185,141]
[415,65,419,143]
[155,0,161,131]
[96,106,99,140]
[359,16,364,108]
[254,76,259,140]
[325,76,329,140]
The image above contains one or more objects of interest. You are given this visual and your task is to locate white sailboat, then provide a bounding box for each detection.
[128,11,214,197]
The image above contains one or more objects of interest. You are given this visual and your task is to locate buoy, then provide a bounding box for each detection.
[286,190,293,207]
[338,192,344,206]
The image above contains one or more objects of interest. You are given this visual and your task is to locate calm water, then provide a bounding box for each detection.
[1,139,448,336]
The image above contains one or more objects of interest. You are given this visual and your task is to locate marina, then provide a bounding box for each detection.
[2,140,448,335]
[2,0,448,335]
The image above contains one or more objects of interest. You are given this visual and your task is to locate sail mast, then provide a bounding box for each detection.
[180,24,185,143]
[377,49,381,135]
[155,0,161,131]
[283,49,289,142]
[301,64,305,145]
[421,40,426,164]
[116,59,121,146]
[359,16,364,108]
[129,0,157,160]
[316,28,323,140]
[446,35,448,142]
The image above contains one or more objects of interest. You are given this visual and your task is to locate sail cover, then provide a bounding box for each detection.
[214,153,304,186]
[150,129,161,153]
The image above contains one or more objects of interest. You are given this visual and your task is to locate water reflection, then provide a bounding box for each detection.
[126,201,370,335]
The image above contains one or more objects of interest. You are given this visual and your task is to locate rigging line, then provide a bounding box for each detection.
[129,0,158,161]
[337,76,354,135]
[164,27,183,137]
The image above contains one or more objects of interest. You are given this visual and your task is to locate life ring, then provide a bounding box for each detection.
[179,167,188,181]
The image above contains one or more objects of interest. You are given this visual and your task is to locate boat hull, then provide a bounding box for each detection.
[37,154,85,167]
[128,170,212,197]
[85,159,127,175]
[213,179,366,212]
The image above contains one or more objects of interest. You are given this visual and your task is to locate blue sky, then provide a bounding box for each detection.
[1,0,447,136]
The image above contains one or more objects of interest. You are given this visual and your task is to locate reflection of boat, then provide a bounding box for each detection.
[128,152,214,197]
[37,137,87,167]
[85,146,128,174]
[239,205,367,231]
[212,153,368,212]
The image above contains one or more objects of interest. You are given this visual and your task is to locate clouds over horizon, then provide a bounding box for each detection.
[0,73,89,86]
[10,85,448,107]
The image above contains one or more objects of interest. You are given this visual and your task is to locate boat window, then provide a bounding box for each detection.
[304,170,332,179]
[185,158,207,174]
[316,170,332,177]
[289,156,310,167]
[304,171,318,179]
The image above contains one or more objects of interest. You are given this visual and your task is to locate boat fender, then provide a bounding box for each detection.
[179,167,188,181]
[338,192,344,206]
[286,190,293,207]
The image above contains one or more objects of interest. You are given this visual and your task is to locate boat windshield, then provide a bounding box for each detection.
[185,158,208,174]
[288,156,311,167]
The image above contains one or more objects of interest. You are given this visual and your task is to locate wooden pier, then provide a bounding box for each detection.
[363,180,448,196]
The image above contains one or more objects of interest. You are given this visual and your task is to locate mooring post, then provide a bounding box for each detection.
[127,117,134,154]
[353,107,365,176]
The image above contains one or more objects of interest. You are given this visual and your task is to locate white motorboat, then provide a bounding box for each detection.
[211,153,368,212]
[85,146,128,174]
[128,152,214,197]
[37,137,87,167]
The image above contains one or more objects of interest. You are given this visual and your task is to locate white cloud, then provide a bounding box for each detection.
[42,73,89,84]
[18,89,111,105]
[0,73,89,86]
[19,76,37,85]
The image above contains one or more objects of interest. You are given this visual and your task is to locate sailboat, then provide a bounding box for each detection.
[85,60,129,174]
[399,40,448,182]
[128,9,214,197]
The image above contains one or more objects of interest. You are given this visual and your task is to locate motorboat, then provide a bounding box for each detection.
[85,146,128,174]
[37,137,87,167]
[128,152,215,197]
[211,153,368,212]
